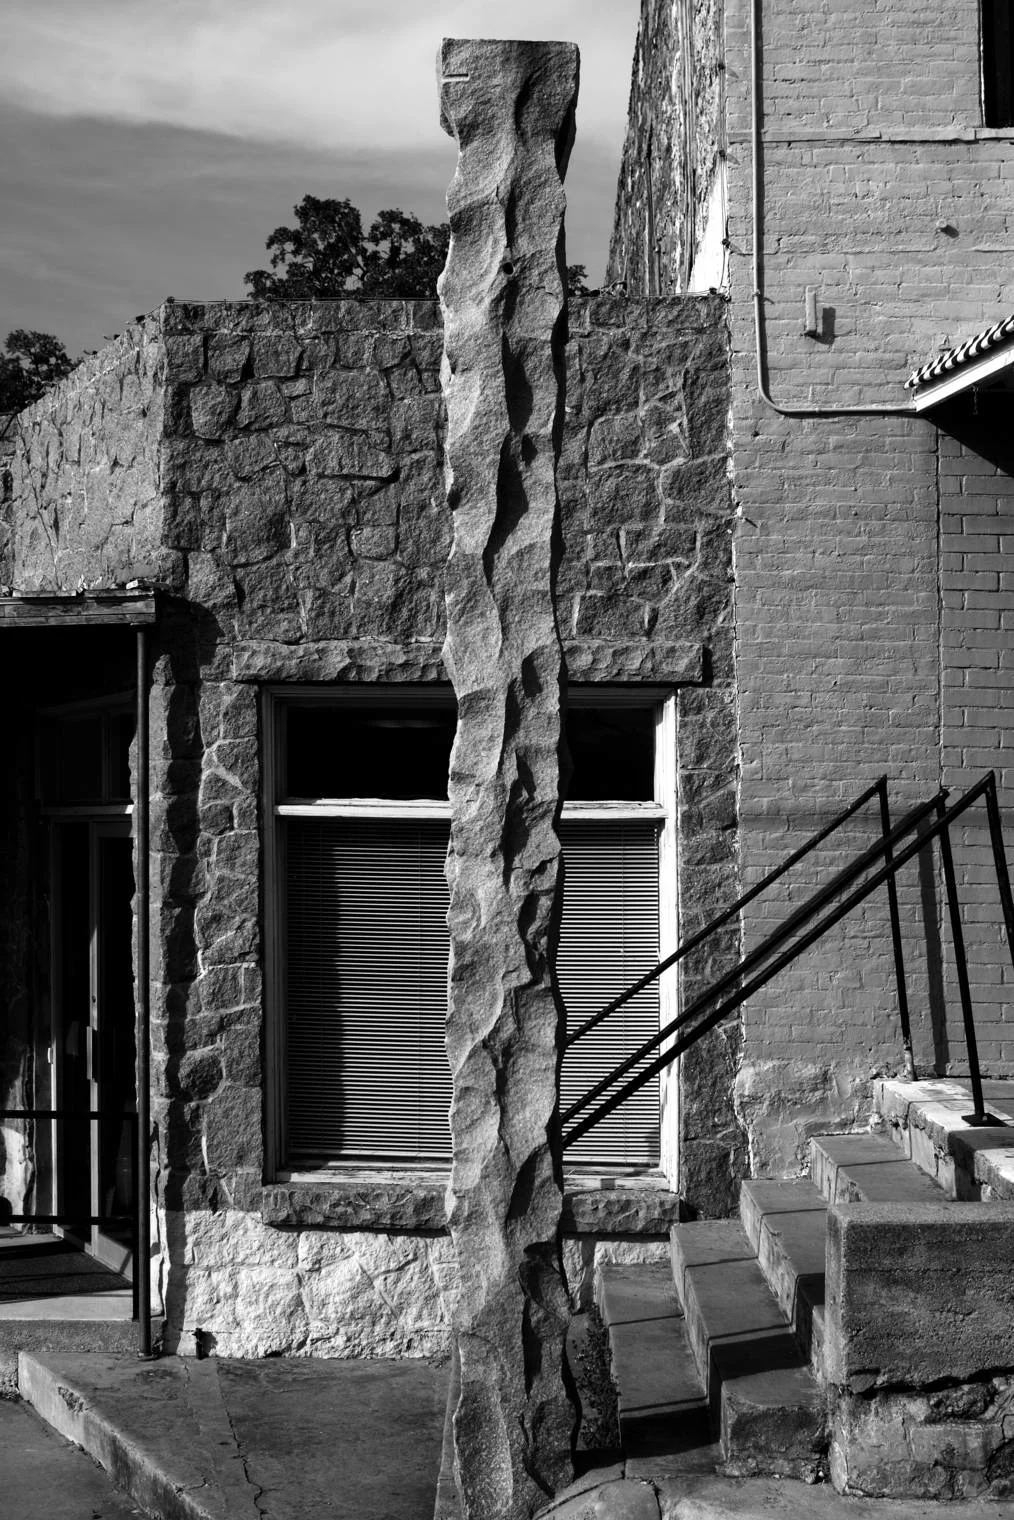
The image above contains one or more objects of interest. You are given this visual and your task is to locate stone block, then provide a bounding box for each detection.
[825,1200,1014,1388]
[236,381,287,431]
[250,333,303,378]
[190,383,238,440]
[306,431,396,480]
[207,334,251,383]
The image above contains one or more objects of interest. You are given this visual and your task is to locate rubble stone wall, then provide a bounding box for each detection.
[612,0,1014,1174]
[5,292,737,1355]
[608,0,725,295]
[1,324,165,592]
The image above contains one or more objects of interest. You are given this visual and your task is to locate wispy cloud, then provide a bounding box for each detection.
[4,0,636,152]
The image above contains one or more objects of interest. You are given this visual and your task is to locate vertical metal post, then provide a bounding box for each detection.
[935,795,988,1126]
[984,771,1014,978]
[878,777,915,1078]
[135,626,153,1357]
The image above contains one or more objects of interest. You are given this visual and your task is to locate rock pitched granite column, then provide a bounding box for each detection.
[437,37,579,1520]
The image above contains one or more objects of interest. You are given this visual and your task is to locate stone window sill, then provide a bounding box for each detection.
[261,1167,682,1237]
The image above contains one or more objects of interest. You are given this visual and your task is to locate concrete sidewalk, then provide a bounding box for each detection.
[0,1396,146,1519]
[19,1350,448,1520]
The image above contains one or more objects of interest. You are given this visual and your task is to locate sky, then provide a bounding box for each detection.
[1,1,640,358]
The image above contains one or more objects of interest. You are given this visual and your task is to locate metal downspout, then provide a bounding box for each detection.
[135,626,154,1359]
[749,0,914,419]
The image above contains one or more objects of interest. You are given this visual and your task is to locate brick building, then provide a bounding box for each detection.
[610,0,1014,1174]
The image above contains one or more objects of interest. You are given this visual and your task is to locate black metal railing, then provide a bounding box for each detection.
[0,1108,140,1319]
[561,771,1014,1150]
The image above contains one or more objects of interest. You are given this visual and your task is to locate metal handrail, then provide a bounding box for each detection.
[562,772,1014,1150]
[565,774,895,1050]
[561,788,945,1131]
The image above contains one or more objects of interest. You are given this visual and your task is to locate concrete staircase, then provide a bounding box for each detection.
[597,1078,1014,1501]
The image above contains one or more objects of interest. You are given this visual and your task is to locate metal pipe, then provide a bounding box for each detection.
[564,775,998,1148]
[566,775,890,1049]
[135,626,154,1357]
[878,777,915,1078]
[749,0,916,419]
[935,795,989,1125]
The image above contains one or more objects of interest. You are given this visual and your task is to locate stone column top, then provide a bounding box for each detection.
[438,37,580,148]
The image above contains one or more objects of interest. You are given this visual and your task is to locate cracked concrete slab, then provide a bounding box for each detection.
[19,1350,448,1520]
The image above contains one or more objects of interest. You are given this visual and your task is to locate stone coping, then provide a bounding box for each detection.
[876,1078,1014,1202]
[261,1170,682,1237]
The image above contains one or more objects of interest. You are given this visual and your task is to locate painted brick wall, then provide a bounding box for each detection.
[938,414,1014,1071]
[613,0,1014,1172]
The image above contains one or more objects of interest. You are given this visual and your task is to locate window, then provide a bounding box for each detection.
[982,0,1014,127]
[265,688,676,1174]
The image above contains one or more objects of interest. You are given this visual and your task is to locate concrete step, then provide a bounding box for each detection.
[739,1179,827,1374]
[595,1263,718,1478]
[810,1130,947,1206]
[876,1076,1014,1200]
[670,1219,827,1481]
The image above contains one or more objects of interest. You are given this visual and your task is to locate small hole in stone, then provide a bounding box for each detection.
[502,261,515,277]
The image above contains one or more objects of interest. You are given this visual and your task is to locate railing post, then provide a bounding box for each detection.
[878,777,915,1078]
[984,771,1014,980]
[935,795,989,1126]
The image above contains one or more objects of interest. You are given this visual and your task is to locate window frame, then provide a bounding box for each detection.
[263,684,679,1183]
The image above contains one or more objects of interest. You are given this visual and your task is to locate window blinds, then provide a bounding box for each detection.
[557,821,661,1166]
[284,817,661,1166]
[286,818,453,1162]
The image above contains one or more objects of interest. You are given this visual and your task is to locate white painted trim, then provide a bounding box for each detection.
[276,800,452,819]
[261,689,284,1179]
[560,801,667,822]
[656,695,680,1186]
[911,346,1014,410]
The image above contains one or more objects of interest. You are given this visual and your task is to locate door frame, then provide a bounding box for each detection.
[47,807,135,1276]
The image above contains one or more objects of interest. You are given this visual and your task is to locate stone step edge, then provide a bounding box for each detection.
[876,1077,1014,1201]
[18,1352,215,1520]
[738,1181,826,1376]
[670,1222,826,1478]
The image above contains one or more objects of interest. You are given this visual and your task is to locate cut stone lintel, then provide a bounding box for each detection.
[438,36,580,1520]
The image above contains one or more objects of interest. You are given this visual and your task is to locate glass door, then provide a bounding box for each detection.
[52,820,136,1276]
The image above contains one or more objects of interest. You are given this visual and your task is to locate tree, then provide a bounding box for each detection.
[0,330,77,413]
[245,196,449,300]
[246,195,594,300]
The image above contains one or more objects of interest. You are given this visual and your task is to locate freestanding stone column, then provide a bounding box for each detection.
[437,37,580,1520]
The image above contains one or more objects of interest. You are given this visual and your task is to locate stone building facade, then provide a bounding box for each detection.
[0,291,738,1357]
[610,0,1014,1174]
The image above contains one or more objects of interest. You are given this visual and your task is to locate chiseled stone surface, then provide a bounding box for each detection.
[438,36,579,1519]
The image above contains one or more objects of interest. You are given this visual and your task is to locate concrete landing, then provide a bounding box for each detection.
[20,1350,449,1520]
